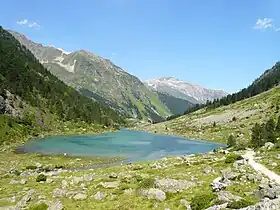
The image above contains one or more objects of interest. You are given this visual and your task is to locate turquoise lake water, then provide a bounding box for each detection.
[19,129,224,162]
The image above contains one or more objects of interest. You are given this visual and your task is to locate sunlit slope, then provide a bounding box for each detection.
[139,86,280,143]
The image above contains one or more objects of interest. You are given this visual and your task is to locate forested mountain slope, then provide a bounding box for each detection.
[0,26,124,145]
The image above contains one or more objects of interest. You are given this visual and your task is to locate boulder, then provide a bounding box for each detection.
[211,177,227,192]
[53,188,67,198]
[140,188,166,201]
[204,166,215,174]
[93,192,106,200]
[262,142,274,150]
[217,191,242,203]
[47,201,64,210]
[180,199,191,210]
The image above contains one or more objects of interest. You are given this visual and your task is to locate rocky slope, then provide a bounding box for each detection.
[145,77,227,104]
[9,30,171,121]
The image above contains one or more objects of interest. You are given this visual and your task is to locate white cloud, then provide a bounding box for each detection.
[16,19,28,25]
[253,18,273,30]
[16,19,40,29]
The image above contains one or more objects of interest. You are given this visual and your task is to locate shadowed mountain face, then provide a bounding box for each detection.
[9,30,171,121]
[145,77,227,104]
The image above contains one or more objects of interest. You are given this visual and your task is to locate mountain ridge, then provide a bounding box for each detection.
[145,77,227,104]
[9,30,172,121]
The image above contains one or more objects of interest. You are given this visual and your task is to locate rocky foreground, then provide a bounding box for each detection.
[1,145,280,210]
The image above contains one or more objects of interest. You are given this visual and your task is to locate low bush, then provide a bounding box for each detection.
[29,203,48,210]
[225,154,243,164]
[138,177,155,189]
[36,174,47,182]
[26,165,37,170]
[191,192,217,210]
[227,199,254,209]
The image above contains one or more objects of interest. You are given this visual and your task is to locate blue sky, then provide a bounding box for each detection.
[1,0,279,93]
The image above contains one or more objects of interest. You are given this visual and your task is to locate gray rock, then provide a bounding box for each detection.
[94,191,106,200]
[109,172,118,179]
[140,188,166,201]
[47,201,64,210]
[155,178,196,193]
[61,180,68,188]
[262,142,275,150]
[217,191,242,203]
[277,154,280,159]
[124,188,135,195]
[221,168,240,181]
[65,191,76,199]
[110,194,117,200]
[180,199,191,209]
[46,178,53,184]
[100,181,120,189]
[35,163,42,168]
[16,189,35,207]
[53,188,67,198]
[72,176,83,184]
[83,174,93,182]
[204,166,215,174]
[211,177,227,192]
[239,198,280,209]
[73,193,87,200]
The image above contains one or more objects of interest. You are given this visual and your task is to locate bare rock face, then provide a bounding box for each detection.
[0,90,23,117]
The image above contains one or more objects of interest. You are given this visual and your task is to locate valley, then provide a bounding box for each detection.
[0,25,280,210]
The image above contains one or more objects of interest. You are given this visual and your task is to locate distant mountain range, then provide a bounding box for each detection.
[9,30,227,121]
[144,77,227,104]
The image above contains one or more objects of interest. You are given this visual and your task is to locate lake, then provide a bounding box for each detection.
[19,129,224,162]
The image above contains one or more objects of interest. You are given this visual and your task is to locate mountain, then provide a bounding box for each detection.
[145,77,227,104]
[139,62,280,143]
[0,26,124,144]
[156,92,194,115]
[9,30,171,122]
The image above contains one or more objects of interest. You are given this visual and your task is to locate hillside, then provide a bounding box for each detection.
[145,77,227,103]
[138,86,280,143]
[9,30,171,121]
[156,92,194,115]
[0,26,124,145]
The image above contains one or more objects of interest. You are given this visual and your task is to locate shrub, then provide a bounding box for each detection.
[36,174,47,182]
[225,154,243,164]
[26,165,37,170]
[191,192,217,210]
[232,116,237,121]
[29,203,48,210]
[227,199,254,209]
[139,177,155,189]
[227,134,236,147]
